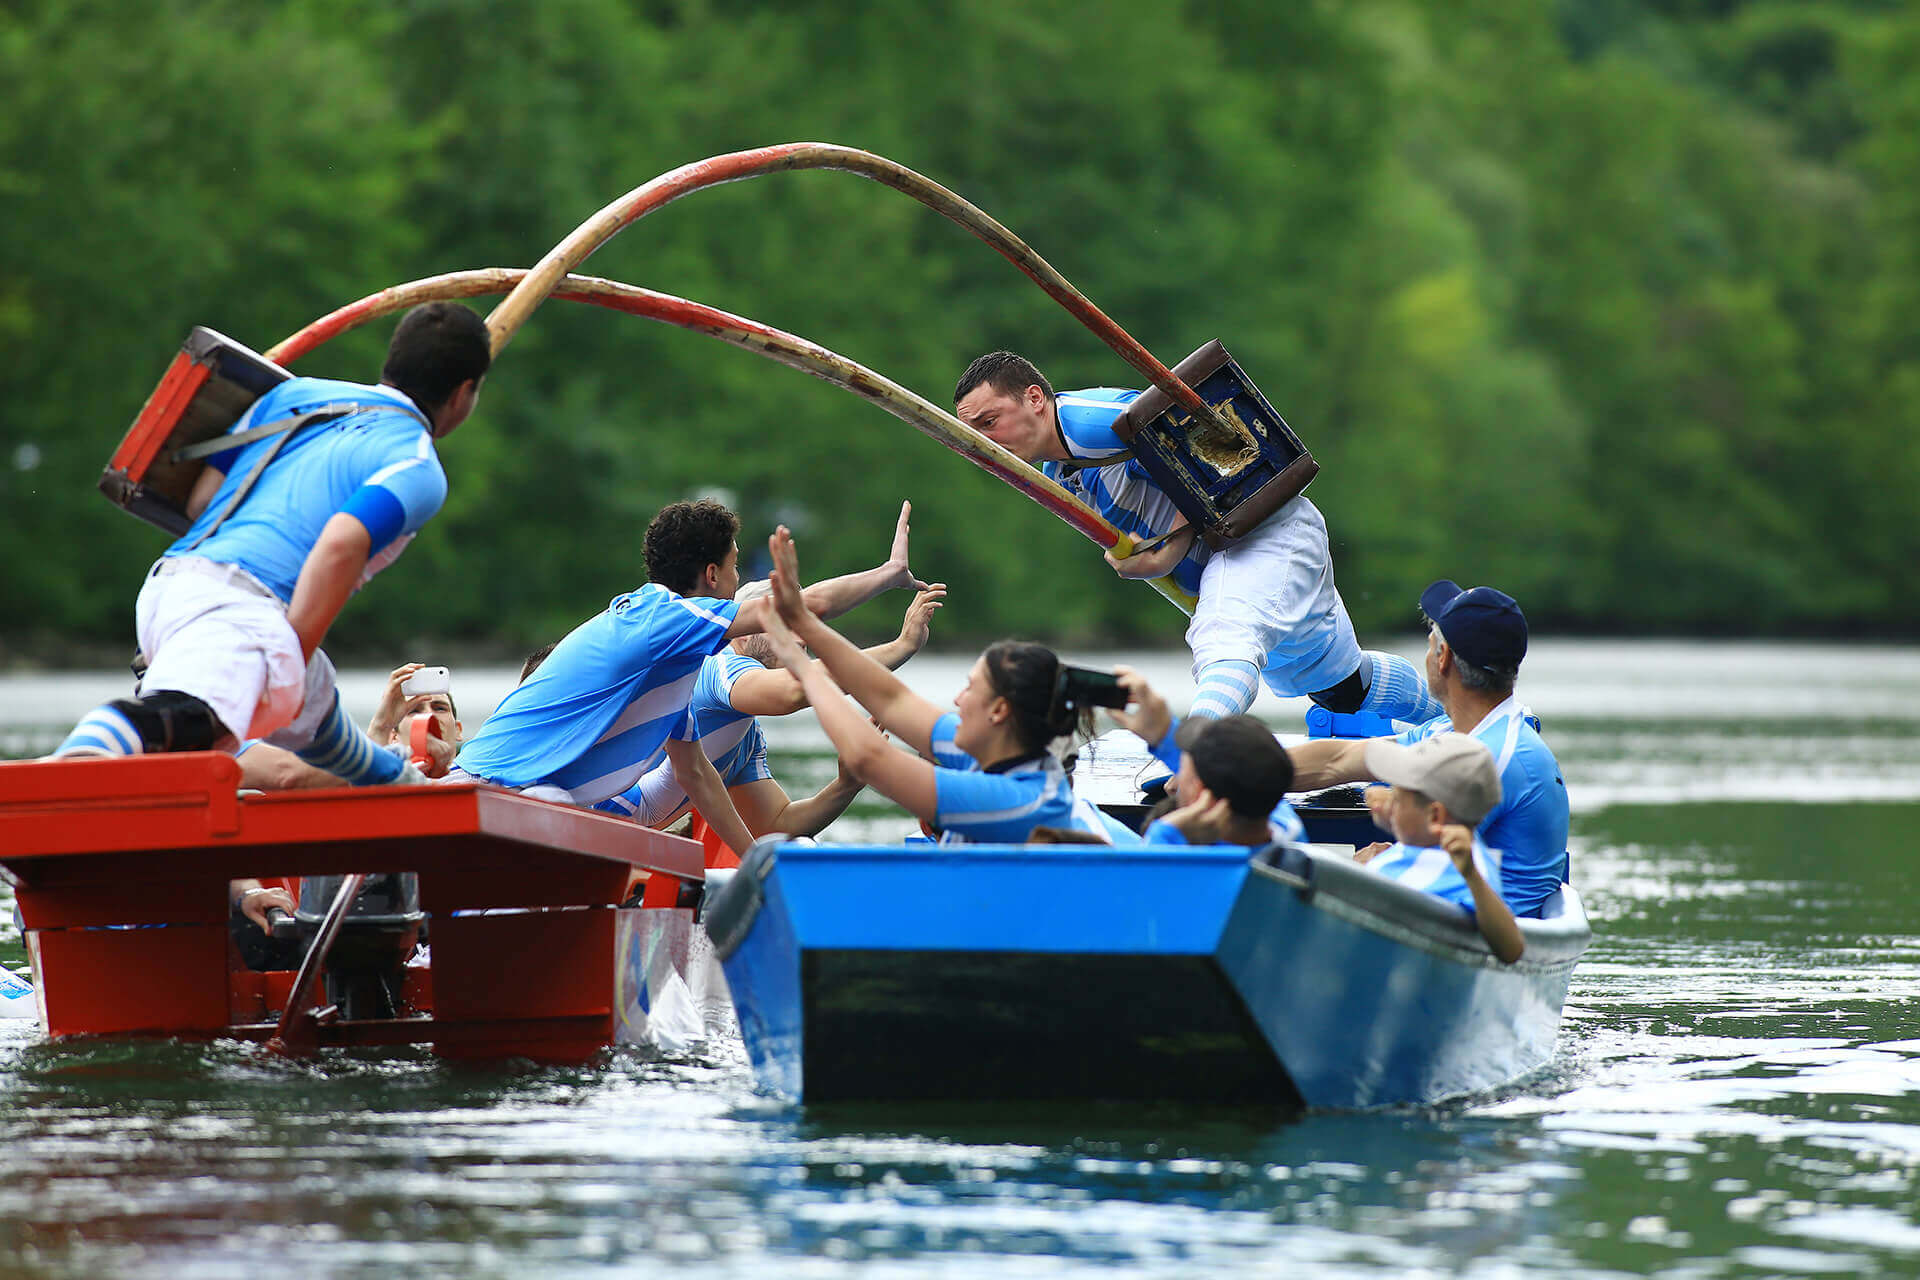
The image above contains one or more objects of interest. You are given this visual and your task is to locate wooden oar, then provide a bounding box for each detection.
[268,269,1199,613]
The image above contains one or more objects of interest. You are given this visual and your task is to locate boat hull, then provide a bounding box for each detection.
[708,841,1589,1108]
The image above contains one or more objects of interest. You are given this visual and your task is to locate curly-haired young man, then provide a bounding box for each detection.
[451,498,927,856]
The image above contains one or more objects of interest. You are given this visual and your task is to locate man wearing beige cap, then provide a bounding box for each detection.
[1356,733,1525,964]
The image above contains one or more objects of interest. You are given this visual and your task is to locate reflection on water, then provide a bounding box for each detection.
[2,647,1919,1275]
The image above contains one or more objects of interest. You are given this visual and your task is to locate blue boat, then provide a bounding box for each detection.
[704,837,1590,1109]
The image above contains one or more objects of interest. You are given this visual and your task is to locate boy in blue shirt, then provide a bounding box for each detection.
[1141,714,1306,848]
[1355,733,1526,963]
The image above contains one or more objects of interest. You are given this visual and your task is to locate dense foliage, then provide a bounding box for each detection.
[3,0,1915,662]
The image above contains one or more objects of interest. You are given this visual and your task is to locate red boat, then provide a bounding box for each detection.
[0,753,719,1061]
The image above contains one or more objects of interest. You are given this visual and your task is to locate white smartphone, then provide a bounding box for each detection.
[401,666,451,697]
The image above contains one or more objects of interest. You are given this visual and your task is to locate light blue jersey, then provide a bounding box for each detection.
[1365,833,1504,914]
[1040,388,1208,598]
[1398,696,1569,916]
[455,585,738,804]
[927,713,1118,844]
[598,651,774,824]
[168,378,445,601]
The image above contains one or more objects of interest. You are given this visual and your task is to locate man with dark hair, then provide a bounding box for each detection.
[450,499,927,857]
[55,303,490,787]
[603,586,946,840]
[1287,580,1570,917]
[954,351,1443,730]
[1135,713,1307,848]
[643,499,740,593]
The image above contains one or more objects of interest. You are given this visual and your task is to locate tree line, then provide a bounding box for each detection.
[3,0,1916,665]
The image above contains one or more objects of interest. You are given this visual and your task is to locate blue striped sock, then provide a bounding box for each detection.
[55,706,144,758]
[294,692,404,786]
[1189,658,1261,721]
[1358,650,1445,725]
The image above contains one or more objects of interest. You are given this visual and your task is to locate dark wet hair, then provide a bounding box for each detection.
[644,500,740,596]
[518,643,556,683]
[381,302,491,411]
[981,639,1089,757]
[954,351,1053,406]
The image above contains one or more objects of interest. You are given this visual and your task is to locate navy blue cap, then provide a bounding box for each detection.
[1419,580,1528,675]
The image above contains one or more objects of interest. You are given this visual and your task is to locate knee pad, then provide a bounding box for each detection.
[1307,667,1367,714]
[109,691,226,752]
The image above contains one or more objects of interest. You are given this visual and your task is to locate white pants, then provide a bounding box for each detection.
[1185,495,1362,697]
[134,559,336,748]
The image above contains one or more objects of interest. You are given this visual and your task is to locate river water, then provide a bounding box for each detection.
[1,640,1918,1277]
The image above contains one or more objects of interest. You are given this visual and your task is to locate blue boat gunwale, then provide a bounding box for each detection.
[1258,846,1592,973]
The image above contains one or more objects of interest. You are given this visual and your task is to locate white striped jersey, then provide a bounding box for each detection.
[1364,833,1505,913]
[926,712,1118,844]
[1039,387,1208,597]
[453,584,738,804]
[597,651,774,825]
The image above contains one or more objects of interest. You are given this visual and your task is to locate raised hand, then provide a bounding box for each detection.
[768,526,811,625]
[369,662,425,742]
[898,584,947,652]
[885,500,931,591]
[761,588,812,669]
[1102,525,1194,580]
[1439,823,1475,872]
[1106,664,1171,748]
[1163,786,1235,845]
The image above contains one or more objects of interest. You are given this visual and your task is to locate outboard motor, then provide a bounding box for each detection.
[293,873,425,1020]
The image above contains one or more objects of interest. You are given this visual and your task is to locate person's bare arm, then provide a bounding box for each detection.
[230,879,296,930]
[725,501,927,640]
[285,513,374,661]
[726,586,946,718]
[664,736,754,857]
[767,528,944,755]
[729,763,865,839]
[1108,666,1173,748]
[239,743,341,790]
[1102,524,1194,580]
[760,600,939,821]
[368,663,426,743]
[1286,737,1376,791]
[1442,824,1525,964]
[185,465,228,522]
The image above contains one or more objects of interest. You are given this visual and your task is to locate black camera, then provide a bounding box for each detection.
[1052,664,1130,713]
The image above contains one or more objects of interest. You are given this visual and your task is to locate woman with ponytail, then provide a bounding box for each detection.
[759,527,1132,844]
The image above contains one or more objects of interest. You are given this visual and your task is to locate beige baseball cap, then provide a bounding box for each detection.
[1363,732,1503,825]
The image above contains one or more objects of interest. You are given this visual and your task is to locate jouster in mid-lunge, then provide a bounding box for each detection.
[954,352,1444,728]
[54,303,492,786]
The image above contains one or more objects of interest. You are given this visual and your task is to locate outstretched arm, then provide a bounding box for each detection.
[767,527,944,755]
[730,760,866,839]
[664,736,755,858]
[724,586,947,718]
[725,500,926,639]
[1286,737,1376,791]
[758,594,939,822]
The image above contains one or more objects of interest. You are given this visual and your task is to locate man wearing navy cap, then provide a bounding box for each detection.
[1287,580,1570,917]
